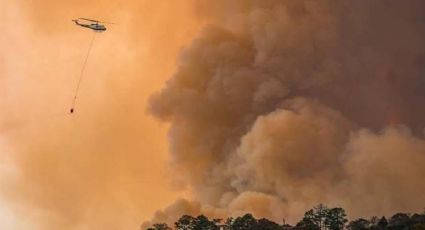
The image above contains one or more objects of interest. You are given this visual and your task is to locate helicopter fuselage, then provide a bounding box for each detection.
[73,20,106,32]
[88,23,106,31]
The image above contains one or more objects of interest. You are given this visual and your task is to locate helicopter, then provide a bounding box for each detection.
[72,18,112,32]
[69,17,114,114]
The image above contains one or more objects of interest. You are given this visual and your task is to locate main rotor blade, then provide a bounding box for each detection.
[79,18,115,24]
[79,18,99,23]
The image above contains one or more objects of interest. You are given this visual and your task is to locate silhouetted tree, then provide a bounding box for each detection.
[412,214,425,225]
[325,207,348,230]
[388,213,410,230]
[413,223,425,230]
[370,216,380,226]
[147,223,172,230]
[297,209,320,230]
[147,205,425,230]
[175,215,218,230]
[175,215,195,230]
[315,204,329,230]
[377,216,388,229]
[297,204,330,230]
[225,217,234,226]
[281,223,293,230]
[213,219,223,225]
[230,214,258,230]
[347,218,370,230]
[197,215,219,230]
[256,218,281,230]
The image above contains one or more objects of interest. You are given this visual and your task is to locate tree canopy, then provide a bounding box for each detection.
[145,205,425,230]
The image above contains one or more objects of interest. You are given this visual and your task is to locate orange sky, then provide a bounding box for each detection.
[1,1,204,229]
[3,1,425,229]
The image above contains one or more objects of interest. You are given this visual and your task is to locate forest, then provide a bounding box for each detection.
[145,204,425,230]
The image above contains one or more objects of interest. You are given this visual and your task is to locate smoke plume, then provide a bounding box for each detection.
[1,0,202,229]
[2,1,425,229]
[147,0,425,226]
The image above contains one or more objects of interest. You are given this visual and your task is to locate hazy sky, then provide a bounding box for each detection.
[1,1,203,229]
[2,1,425,230]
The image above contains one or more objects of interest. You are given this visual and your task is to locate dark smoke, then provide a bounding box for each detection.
[146,0,425,225]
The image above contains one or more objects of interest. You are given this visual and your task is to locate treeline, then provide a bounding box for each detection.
[145,204,425,230]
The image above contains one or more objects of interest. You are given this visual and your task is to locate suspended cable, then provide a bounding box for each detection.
[70,32,97,114]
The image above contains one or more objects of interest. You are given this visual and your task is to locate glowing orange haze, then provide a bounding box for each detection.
[1,1,203,229]
[3,1,425,229]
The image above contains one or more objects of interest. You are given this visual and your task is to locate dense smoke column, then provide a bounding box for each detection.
[148,0,425,225]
